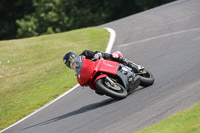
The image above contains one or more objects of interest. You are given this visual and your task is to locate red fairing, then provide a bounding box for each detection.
[95,59,118,75]
[94,74,108,84]
[89,74,108,90]
[77,57,119,87]
[77,57,95,86]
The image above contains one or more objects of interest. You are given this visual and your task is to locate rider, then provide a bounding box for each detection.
[63,50,144,73]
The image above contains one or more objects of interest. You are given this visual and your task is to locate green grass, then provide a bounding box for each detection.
[0,27,109,130]
[137,103,200,133]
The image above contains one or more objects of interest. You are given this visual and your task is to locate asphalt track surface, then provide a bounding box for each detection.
[2,0,200,133]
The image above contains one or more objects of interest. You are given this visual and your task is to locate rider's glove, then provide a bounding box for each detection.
[94,53,102,60]
[112,53,119,59]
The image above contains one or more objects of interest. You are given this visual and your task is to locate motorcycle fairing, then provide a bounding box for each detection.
[77,57,95,86]
[77,57,119,87]
[116,64,140,91]
[89,74,108,90]
[89,59,119,90]
[116,64,134,89]
[94,59,119,75]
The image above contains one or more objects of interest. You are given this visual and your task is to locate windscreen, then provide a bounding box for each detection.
[70,56,83,74]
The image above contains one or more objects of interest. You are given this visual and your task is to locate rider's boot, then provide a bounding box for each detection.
[127,60,144,73]
[118,57,144,73]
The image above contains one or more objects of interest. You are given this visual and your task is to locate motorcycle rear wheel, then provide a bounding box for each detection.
[138,70,154,87]
[95,78,128,100]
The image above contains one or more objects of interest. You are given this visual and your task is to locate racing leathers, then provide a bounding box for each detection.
[80,50,143,72]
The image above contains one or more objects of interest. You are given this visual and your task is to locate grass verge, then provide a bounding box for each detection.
[0,27,109,130]
[137,103,200,133]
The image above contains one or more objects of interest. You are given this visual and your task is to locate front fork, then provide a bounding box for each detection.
[105,77,115,86]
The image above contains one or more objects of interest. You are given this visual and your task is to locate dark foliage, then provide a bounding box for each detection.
[0,0,175,40]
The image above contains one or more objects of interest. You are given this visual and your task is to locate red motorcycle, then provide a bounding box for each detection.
[75,52,154,99]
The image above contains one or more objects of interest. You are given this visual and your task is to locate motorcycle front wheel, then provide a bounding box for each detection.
[95,78,128,100]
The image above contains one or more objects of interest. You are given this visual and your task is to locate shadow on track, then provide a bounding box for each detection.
[128,86,145,95]
[22,98,117,130]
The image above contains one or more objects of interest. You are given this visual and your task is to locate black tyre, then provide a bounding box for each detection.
[138,70,154,87]
[95,78,127,100]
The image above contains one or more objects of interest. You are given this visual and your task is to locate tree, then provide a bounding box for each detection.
[16,0,71,38]
[16,0,141,38]
[0,0,34,40]
[0,0,175,40]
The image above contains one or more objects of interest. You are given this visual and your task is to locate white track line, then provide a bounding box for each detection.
[0,27,116,133]
[118,27,200,47]
[105,28,116,53]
